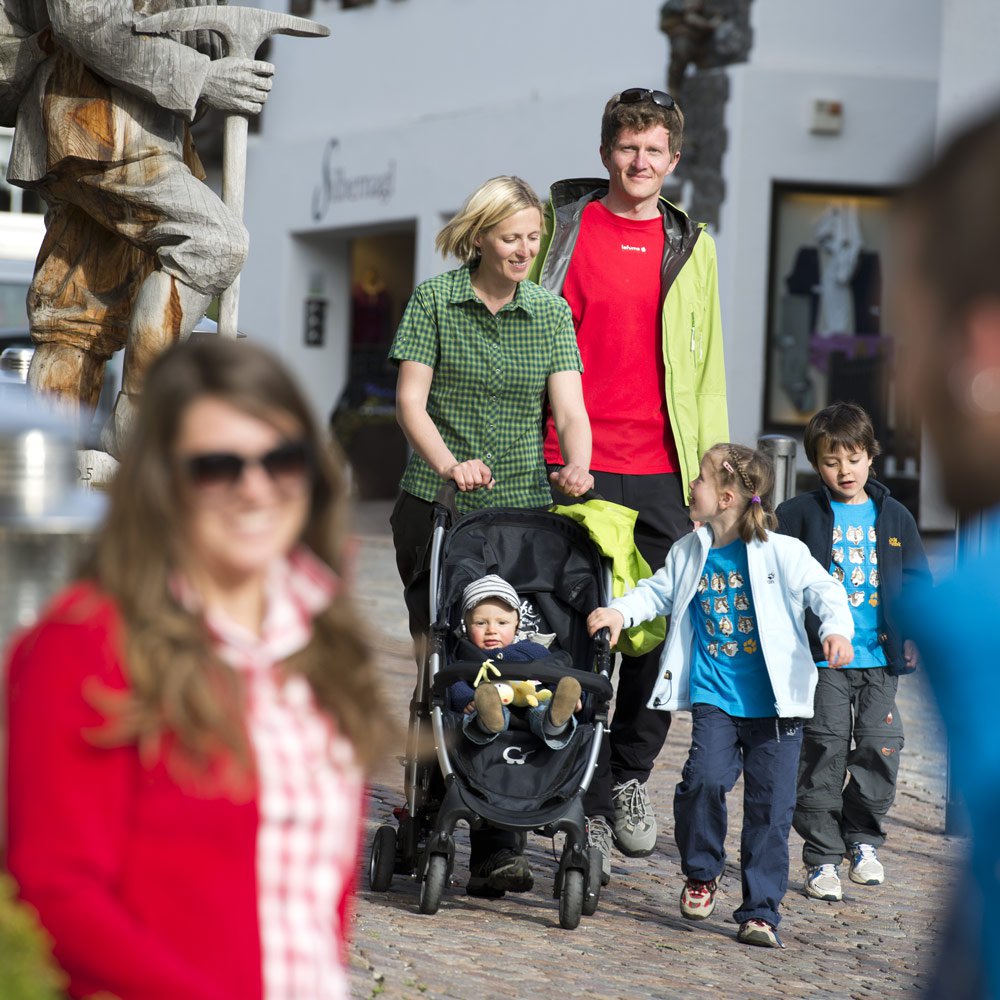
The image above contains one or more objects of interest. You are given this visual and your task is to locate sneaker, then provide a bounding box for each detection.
[466,849,534,897]
[804,864,843,901]
[586,815,613,886]
[473,684,506,734]
[611,778,657,856]
[737,919,785,949]
[848,843,885,885]
[679,877,718,920]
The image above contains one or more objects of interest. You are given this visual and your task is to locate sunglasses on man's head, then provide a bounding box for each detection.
[182,440,312,492]
[615,88,677,111]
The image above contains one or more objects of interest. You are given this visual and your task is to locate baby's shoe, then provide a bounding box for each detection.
[548,676,582,730]
[474,684,505,733]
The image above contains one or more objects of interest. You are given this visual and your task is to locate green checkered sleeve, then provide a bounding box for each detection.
[388,282,439,367]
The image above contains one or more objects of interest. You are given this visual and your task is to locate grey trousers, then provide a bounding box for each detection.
[793,667,905,867]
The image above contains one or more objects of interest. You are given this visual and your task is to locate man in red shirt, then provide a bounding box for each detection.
[533,88,729,882]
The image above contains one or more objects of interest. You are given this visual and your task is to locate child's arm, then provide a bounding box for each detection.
[594,543,684,636]
[588,606,626,645]
[783,538,855,654]
[898,507,931,666]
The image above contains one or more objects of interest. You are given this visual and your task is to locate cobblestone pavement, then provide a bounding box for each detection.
[347,502,958,1000]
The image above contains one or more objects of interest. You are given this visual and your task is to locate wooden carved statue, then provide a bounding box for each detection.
[0,2,326,464]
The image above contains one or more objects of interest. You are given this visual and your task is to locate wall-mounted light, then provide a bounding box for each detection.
[810,99,844,136]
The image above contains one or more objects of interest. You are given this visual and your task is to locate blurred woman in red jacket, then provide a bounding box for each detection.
[5,336,388,1000]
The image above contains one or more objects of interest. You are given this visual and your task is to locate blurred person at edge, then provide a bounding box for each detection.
[891,106,1000,1000]
[4,336,390,1000]
[388,175,593,900]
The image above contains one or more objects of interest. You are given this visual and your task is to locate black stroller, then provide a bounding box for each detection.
[368,485,614,929]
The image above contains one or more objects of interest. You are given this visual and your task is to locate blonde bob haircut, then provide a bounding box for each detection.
[435,175,544,265]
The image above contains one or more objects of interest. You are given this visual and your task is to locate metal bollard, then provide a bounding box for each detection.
[757,434,797,508]
[0,397,106,652]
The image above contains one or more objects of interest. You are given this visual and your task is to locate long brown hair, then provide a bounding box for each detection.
[84,336,388,777]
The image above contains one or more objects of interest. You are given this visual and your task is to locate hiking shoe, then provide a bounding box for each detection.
[466,849,534,897]
[737,919,785,949]
[586,815,613,886]
[473,684,506,734]
[805,864,843,901]
[848,843,885,885]
[547,676,581,730]
[679,877,718,920]
[611,778,657,856]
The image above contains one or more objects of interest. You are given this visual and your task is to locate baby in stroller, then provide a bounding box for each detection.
[450,575,583,749]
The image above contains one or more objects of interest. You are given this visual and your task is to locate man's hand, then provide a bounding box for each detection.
[550,464,595,498]
[201,57,275,114]
[587,607,625,646]
[446,460,494,492]
[903,638,921,672]
[823,634,854,668]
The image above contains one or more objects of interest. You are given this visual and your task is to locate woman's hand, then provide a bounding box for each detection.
[823,634,854,668]
[587,607,625,646]
[903,638,921,671]
[446,459,494,492]
[550,464,595,497]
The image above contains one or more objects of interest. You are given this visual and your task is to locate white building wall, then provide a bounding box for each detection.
[715,0,941,456]
[241,0,963,484]
[242,0,671,417]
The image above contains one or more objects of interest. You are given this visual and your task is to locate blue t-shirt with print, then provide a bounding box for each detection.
[822,498,887,669]
[688,538,777,718]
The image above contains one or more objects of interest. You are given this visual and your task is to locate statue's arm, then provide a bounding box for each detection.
[46,0,212,121]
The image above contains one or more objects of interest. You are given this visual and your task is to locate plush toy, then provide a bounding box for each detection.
[473,661,551,709]
[506,679,552,709]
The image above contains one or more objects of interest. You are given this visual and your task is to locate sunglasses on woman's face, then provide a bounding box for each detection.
[181,440,312,493]
[614,87,677,111]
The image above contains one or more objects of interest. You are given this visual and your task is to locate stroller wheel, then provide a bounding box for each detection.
[418,854,448,915]
[368,825,397,892]
[558,869,584,930]
[582,847,602,916]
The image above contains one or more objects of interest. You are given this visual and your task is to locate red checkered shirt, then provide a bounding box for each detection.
[201,547,363,1000]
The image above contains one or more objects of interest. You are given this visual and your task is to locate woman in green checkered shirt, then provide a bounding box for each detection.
[389,176,593,576]
[388,176,593,898]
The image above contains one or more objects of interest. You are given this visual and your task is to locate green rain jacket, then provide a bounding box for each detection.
[531,178,729,492]
[552,498,666,656]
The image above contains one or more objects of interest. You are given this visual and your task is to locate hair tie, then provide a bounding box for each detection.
[751,495,761,504]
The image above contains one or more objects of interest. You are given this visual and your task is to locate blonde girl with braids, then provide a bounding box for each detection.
[589,443,854,949]
[6,336,389,1000]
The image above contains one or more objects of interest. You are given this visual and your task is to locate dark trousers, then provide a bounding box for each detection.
[794,667,904,867]
[553,469,690,819]
[390,489,519,864]
[674,705,803,926]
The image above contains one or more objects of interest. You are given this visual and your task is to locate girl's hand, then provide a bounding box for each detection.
[903,639,921,671]
[823,634,854,668]
[550,464,595,498]
[446,460,494,492]
[588,607,625,646]
[463,701,476,715]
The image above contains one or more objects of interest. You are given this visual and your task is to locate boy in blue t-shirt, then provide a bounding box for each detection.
[777,403,930,902]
